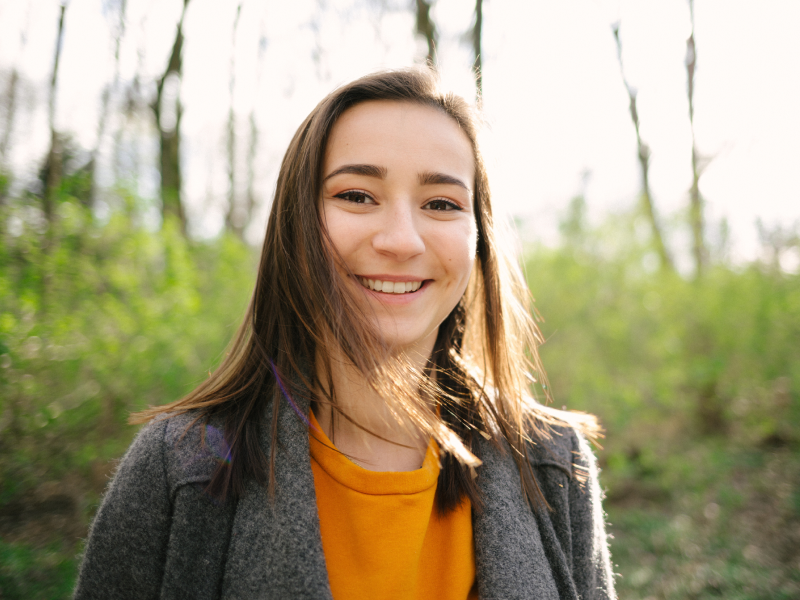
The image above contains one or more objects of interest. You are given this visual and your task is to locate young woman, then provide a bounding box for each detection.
[74,68,615,600]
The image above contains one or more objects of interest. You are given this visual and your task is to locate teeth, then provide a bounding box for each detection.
[358,278,422,294]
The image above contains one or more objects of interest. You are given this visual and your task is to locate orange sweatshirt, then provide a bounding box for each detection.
[308,411,478,600]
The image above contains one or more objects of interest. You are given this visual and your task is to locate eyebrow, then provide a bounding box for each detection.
[323,164,387,182]
[323,164,470,192]
[418,170,469,191]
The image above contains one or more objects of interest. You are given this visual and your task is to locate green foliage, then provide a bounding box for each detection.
[0,171,9,199]
[0,179,257,596]
[527,205,800,444]
[524,201,800,598]
[1,181,799,597]
[1,197,255,473]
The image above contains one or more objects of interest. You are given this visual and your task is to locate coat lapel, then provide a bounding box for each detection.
[221,395,333,600]
[473,436,560,600]
[217,395,565,600]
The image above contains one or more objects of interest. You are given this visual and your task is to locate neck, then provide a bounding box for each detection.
[312,331,437,472]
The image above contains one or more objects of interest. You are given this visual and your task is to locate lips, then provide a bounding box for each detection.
[358,277,423,294]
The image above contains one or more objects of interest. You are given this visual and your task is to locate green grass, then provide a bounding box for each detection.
[606,441,800,599]
[0,540,78,600]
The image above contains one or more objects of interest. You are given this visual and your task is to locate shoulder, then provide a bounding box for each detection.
[75,411,233,599]
[124,411,228,495]
[524,402,600,484]
[519,403,617,599]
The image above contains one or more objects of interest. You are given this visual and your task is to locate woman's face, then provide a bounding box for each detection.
[321,100,477,355]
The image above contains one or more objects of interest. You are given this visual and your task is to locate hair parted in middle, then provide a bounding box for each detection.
[133,66,600,513]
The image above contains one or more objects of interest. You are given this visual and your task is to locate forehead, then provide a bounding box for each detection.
[323,100,475,178]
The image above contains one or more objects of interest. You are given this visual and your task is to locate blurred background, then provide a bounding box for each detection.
[0,0,798,597]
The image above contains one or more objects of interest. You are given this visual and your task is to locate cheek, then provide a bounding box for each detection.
[322,205,360,260]
[443,219,478,282]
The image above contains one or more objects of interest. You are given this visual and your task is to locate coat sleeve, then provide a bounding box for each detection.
[568,431,616,600]
[73,419,172,600]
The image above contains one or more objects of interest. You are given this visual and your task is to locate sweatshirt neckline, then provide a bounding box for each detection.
[308,410,439,496]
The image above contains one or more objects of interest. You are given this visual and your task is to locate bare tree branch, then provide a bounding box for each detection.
[415,0,437,66]
[472,0,483,103]
[226,2,244,238]
[43,1,68,221]
[245,21,269,236]
[0,70,19,168]
[612,22,674,272]
[0,8,30,172]
[90,0,128,209]
[686,0,708,275]
[152,0,190,232]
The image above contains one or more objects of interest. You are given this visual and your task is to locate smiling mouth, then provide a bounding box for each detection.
[358,277,423,294]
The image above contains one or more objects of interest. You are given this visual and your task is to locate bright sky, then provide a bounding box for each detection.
[0,0,798,267]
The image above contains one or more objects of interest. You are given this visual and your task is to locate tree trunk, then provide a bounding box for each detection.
[2,10,31,205]
[0,69,19,166]
[612,23,673,272]
[153,0,190,232]
[244,21,268,236]
[472,0,483,103]
[116,37,147,186]
[686,0,707,276]
[415,0,437,66]
[225,3,244,238]
[43,2,67,222]
[0,68,18,206]
[244,111,258,234]
[90,0,127,209]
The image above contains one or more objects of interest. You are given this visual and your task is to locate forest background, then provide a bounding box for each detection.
[1,0,798,598]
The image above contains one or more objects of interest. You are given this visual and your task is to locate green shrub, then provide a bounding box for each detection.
[0,187,257,495]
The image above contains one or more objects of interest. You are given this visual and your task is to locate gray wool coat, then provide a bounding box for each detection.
[73,395,616,600]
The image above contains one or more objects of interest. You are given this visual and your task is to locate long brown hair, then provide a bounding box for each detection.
[133,67,600,512]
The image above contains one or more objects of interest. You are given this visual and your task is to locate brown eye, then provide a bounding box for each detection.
[335,190,374,204]
[425,199,461,211]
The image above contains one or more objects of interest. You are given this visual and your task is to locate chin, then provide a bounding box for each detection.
[373,323,436,354]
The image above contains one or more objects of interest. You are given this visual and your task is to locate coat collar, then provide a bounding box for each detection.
[218,394,563,600]
[220,392,333,598]
[472,435,560,600]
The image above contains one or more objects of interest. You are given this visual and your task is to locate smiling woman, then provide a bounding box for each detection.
[73,68,616,600]
[322,101,476,353]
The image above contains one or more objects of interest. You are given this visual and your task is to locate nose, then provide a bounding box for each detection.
[372,201,425,261]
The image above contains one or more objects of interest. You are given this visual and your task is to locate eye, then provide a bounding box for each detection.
[425,198,462,211]
[334,190,375,204]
